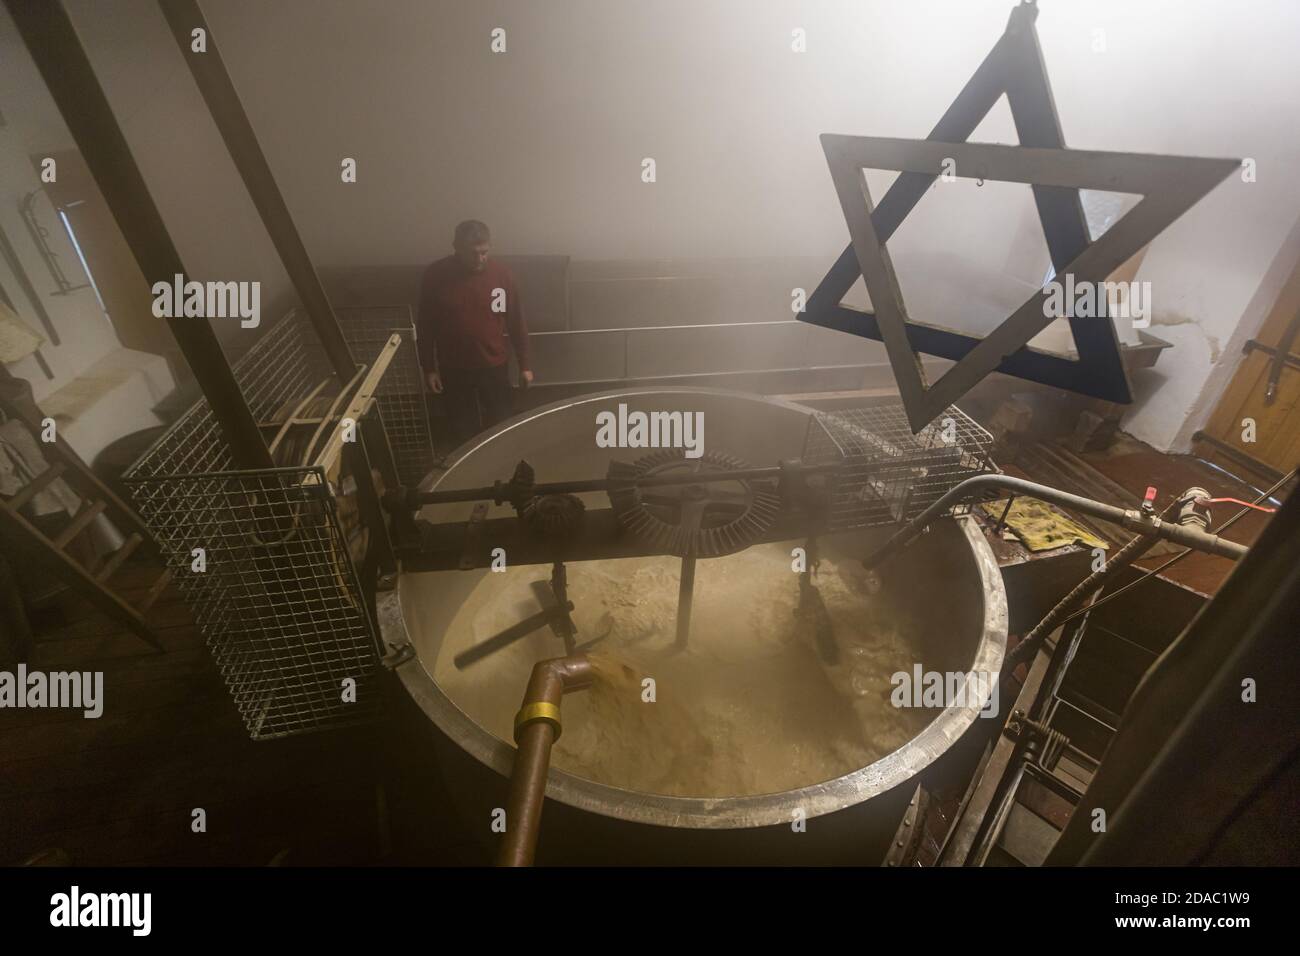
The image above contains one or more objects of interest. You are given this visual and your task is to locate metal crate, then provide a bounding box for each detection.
[124,312,385,740]
[337,306,434,489]
[803,404,995,529]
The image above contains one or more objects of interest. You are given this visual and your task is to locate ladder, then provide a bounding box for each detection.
[0,380,167,653]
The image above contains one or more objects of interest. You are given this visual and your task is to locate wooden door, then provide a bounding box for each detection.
[1193,255,1300,484]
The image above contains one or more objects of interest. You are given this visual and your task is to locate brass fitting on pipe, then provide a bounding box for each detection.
[498,654,594,866]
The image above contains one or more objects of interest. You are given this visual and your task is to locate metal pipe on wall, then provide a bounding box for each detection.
[0,218,61,345]
[3,0,273,470]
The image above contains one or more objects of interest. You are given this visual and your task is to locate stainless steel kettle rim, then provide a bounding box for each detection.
[382,387,1008,831]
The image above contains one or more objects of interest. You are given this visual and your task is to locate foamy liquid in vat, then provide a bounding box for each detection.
[431,541,935,797]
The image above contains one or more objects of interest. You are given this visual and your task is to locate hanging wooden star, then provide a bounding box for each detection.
[801,0,1237,431]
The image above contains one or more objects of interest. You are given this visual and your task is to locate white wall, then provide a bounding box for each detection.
[0,4,175,461]
[0,7,118,403]
[65,0,295,355]
[54,0,1300,449]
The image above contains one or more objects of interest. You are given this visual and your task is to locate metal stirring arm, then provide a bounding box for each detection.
[673,492,708,650]
[452,561,581,669]
[796,571,839,665]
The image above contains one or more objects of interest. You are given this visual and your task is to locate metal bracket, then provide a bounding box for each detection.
[0,218,62,349]
[1004,709,1069,772]
[1252,306,1300,404]
[458,501,490,570]
[541,562,578,654]
[882,784,926,867]
[380,641,415,670]
[20,189,89,296]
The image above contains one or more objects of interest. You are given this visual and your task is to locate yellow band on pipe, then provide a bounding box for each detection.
[514,701,563,742]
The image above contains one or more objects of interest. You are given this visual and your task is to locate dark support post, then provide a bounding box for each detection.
[344,425,396,580]
[4,0,272,470]
[157,0,405,597]
[675,552,696,650]
[156,0,357,382]
[361,413,400,493]
[358,410,399,578]
[0,551,34,665]
[1001,8,1128,395]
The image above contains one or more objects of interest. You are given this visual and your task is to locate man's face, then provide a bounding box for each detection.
[455,240,490,272]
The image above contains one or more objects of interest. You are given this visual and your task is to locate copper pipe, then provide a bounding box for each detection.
[498,655,594,866]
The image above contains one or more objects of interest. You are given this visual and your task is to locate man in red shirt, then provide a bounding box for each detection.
[417,220,533,446]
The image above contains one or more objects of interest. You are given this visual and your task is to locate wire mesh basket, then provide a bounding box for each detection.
[337,306,434,489]
[124,311,385,740]
[803,403,995,529]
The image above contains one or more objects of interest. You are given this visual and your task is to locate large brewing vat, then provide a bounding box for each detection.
[378,387,1007,864]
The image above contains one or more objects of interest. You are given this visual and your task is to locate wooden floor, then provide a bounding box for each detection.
[0,564,486,867]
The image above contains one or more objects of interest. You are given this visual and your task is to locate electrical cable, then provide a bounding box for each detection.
[1195,496,1276,513]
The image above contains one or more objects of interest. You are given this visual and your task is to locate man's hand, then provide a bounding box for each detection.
[426,371,443,394]
[520,369,534,387]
